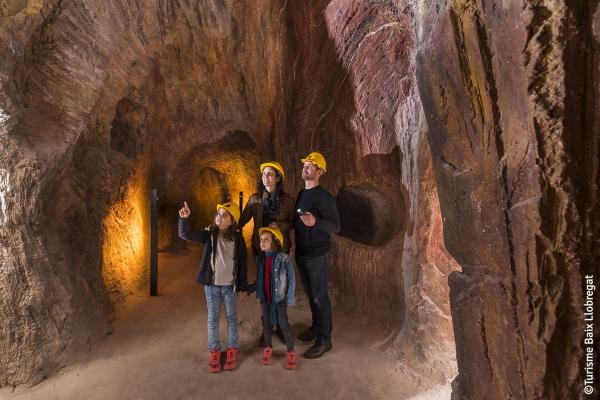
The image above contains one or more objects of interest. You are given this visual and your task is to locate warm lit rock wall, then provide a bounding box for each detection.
[0,0,287,386]
[0,0,460,389]
[4,0,591,397]
[415,1,599,398]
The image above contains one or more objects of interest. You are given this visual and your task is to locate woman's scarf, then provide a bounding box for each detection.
[262,186,281,221]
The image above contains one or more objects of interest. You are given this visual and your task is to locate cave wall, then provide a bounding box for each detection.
[276,0,459,384]
[3,0,595,398]
[414,0,599,398]
[1,0,458,389]
[0,0,287,386]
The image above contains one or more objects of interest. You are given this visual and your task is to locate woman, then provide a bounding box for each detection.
[239,161,295,346]
[239,161,295,257]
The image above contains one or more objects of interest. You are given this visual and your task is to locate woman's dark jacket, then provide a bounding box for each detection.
[239,191,295,255]
[178,217,248,292]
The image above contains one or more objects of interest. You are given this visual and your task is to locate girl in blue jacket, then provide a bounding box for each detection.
[245,226,297,369]
[178,201,248,373]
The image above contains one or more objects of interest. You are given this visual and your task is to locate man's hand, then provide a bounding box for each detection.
[299,211,316,227]
[268,222,279,229]
[179,201,191,218]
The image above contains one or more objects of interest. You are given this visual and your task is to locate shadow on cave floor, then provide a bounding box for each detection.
[0,247,450,400]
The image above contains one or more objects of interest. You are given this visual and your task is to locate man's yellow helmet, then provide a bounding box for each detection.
[300,151,327,173]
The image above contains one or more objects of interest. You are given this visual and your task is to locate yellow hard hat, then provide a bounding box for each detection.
[216,202,240,223]
[260,161,285,181]
[301,151,327,173]
[259,226,284,248]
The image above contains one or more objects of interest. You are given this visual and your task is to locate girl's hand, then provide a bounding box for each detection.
[179,201,191,218]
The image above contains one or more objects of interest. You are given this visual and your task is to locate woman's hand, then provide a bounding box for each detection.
[179,201,191,218]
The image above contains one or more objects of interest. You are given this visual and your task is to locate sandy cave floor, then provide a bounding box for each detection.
[0,247,450,400]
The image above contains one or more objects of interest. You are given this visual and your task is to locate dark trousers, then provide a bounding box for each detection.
[296,252,332,342]
[261,302,294,351]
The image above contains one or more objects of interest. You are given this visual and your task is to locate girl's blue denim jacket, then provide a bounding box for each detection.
[248,251,296,307]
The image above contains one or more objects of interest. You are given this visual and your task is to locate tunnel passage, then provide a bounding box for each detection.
[331,182,408,325]
[336,183,404,246]
[328,172,411,327]
[156,166,247,252]
[0,0,487,395]
[189,167,229,229]
[0,0,593,397]
[155,130,261,250]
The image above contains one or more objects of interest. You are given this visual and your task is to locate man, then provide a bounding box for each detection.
[294,151,340,359]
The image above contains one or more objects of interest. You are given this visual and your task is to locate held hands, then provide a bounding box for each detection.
[299,211,316,227]
[179,201,191,218]
[239,292,249,300]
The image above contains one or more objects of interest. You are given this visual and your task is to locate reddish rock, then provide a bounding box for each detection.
[1,1,595,399]
[416,1,599,398]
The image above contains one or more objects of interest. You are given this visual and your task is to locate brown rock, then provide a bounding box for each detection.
[416,0,599,398]
[1,1,595,399]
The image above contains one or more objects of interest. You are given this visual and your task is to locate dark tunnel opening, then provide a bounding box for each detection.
[336,183,404,246]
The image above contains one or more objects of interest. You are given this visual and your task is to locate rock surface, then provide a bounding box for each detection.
[0,0,287,386]
[0,1,596,399]
[415,1,599,398]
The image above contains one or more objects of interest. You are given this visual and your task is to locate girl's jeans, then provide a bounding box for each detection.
[204,284,238,351]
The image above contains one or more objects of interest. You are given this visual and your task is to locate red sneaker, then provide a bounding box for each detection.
[208,350,221,373]
[261,347,273,365]
[223,347,238,371]
[285,350,297,370]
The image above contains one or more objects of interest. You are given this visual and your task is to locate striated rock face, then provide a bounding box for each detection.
[279,0,459,385]
[415,0,599,399]
[1,0,596,398]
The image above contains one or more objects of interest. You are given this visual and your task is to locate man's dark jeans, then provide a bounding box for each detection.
[296,252,332,342]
